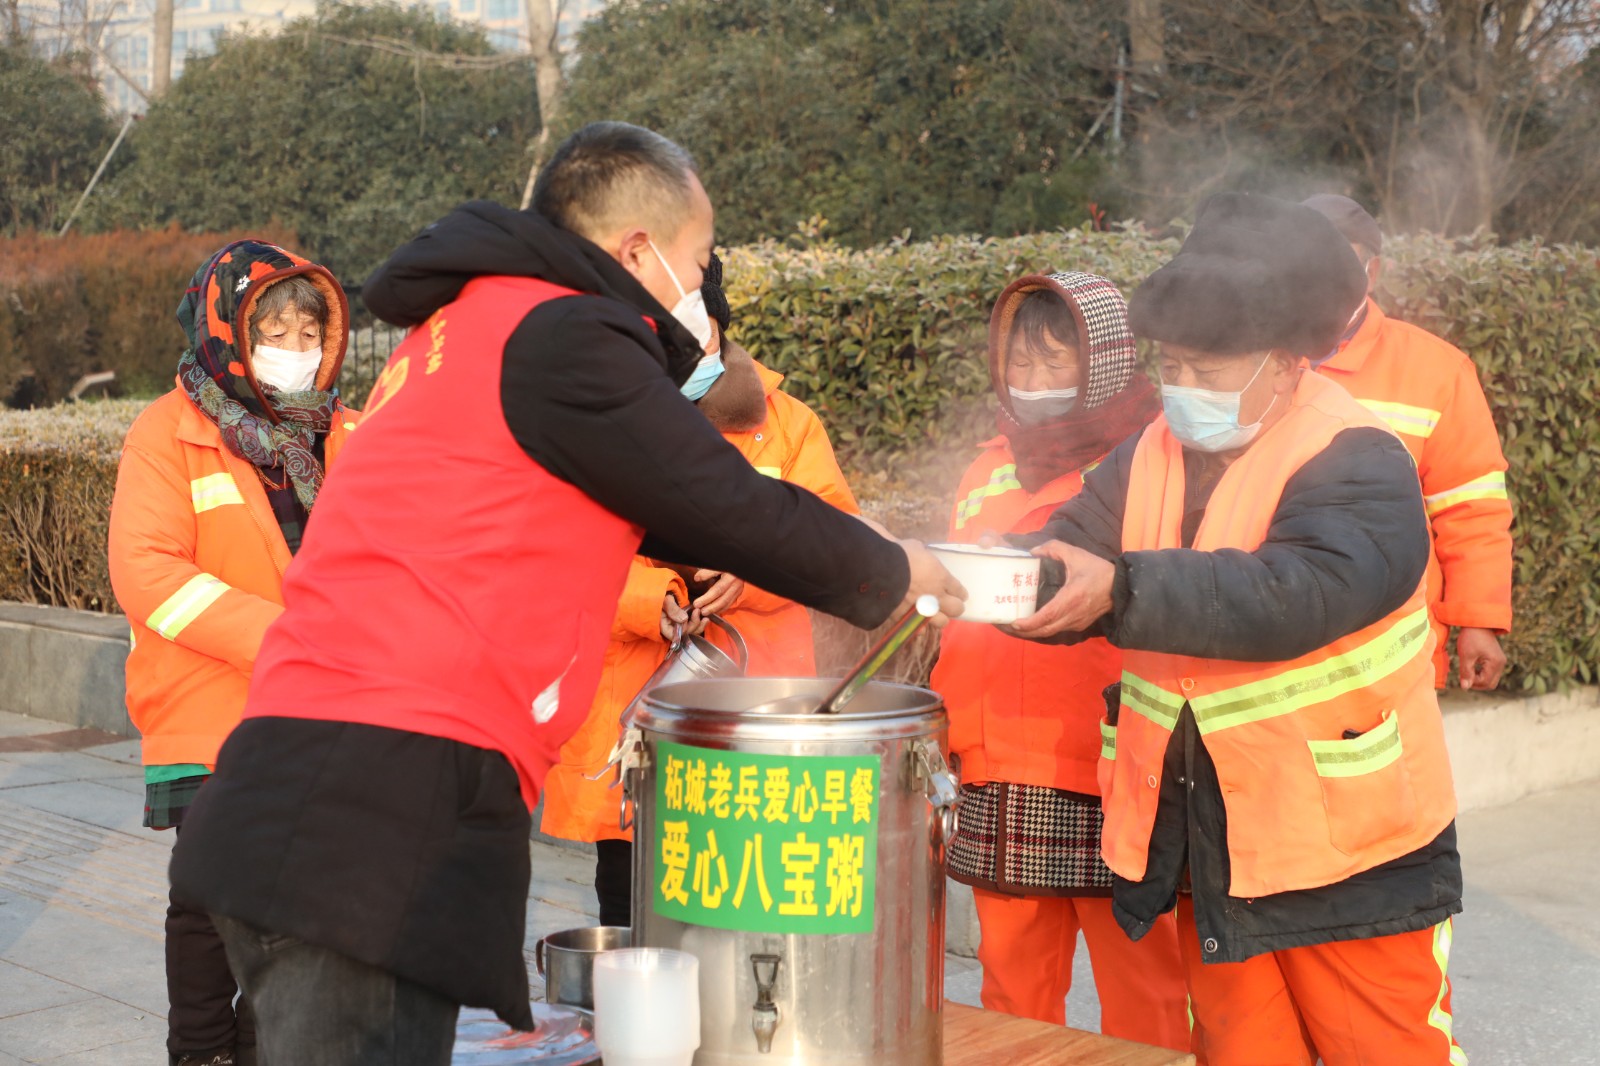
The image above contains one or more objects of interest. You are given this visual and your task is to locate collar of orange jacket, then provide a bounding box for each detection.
[753,358,784,397]
[1320,297,1387,374]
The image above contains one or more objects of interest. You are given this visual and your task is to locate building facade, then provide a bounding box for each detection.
[22,0,606,114]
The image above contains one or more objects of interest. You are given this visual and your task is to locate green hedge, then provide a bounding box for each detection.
[1379,234,1600,692]
[3,227,1596,692]
[717,229,1600,693]
[0,399,145,611]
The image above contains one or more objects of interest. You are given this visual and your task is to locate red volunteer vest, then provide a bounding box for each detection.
[1103,373,1456,897]
[245,277,647,808]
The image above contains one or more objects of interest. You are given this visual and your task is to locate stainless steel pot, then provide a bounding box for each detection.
[621,677,958,1066]
[534,925,631,1010]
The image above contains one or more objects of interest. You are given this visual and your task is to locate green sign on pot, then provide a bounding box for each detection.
[650,741,880,935]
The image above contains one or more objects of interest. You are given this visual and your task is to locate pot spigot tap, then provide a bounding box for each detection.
[750,953,781,1053]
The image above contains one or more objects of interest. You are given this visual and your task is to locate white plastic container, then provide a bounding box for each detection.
[927,543,1041,624]
[593,948,701,1066]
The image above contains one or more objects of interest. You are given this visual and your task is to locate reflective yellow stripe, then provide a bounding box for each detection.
[1187,608,1431,735]
[1120,671,1183,731]
[1360,400,1441,438]
[954,464,1022,529]
[754,466,782,478]
[1099,720,1117,761]
[1307,711,1403,778]
[1424,472,1507,517]
[190,473,244,514]
[1428,919,1467,1064]
[146,574,230,641]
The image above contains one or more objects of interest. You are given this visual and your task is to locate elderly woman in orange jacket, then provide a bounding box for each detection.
[929,272,1189,1049]
[108,240,356,1066]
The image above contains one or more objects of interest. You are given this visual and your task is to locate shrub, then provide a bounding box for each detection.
[3,225,1597,692]
[728,228,1600,693]
[0,226,301,407]
[1381,233,1600,692]
[0,398,148,610]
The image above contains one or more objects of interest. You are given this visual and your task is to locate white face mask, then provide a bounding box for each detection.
[251,344,322,393]
[1159,353,1276,453]
[1008,385,1079,426]
[646,239,714,352]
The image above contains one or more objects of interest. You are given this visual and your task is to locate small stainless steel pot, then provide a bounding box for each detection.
[534,925,632,1010]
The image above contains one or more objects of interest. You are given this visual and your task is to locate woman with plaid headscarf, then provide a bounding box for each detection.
[930,272,1189,1049]
[108,240,358,1066]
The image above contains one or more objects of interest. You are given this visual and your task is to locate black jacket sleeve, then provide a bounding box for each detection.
[1008,428,1429,659]
[499,294,908,630]
[1108,428,1429,661]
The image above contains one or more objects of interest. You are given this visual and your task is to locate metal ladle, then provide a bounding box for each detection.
[748,594,942,716]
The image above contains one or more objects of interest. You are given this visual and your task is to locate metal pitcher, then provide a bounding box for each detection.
[620,614,748,728]
[601,615,750,830]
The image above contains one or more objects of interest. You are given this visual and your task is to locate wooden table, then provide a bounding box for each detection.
[944,1002,1196,1066]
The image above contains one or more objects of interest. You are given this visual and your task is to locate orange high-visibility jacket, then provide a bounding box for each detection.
[1315,301,1513,683]
[929,442,1120,795]
[1103,373,1456,898]
[539,362,859,843]
[108,389,358,768]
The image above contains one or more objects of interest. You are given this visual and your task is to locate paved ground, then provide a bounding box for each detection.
[0,709,1594,1064]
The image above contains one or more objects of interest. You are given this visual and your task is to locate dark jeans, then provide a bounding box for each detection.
[595,839,633,928]
[167,828,254,1061]
[214,915,460,1066]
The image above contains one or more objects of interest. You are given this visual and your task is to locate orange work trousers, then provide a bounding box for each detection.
[1178,898,1467,1065]
[971,888,1190,1051]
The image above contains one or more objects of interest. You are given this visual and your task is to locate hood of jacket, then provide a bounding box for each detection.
[177,239,349,422]
[987,270,1143,419]
[361,200,704,385]
[985,270,1161,491]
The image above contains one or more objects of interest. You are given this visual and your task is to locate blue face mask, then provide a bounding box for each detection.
[1160,353,1277,453]
[680,349,725,401]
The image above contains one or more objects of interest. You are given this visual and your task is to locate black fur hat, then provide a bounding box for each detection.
[1129,193,1367,358]
[700,251,731,333]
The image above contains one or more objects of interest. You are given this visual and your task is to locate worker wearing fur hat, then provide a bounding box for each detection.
[1302,193,1512,693]
[1009,193,1466,1064]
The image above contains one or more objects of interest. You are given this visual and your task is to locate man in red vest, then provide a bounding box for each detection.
[1011,194,1465,1064]
[170,122,964,1066]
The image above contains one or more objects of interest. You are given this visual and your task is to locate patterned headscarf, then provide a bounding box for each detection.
[175,240,348,540]
[987,271,1160,492]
